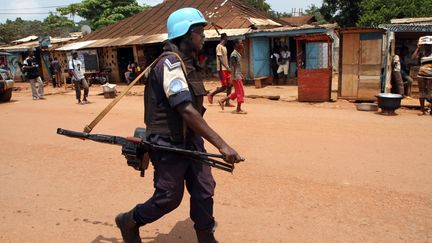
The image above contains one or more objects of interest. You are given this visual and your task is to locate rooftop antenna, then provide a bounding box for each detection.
[81,25,92,36]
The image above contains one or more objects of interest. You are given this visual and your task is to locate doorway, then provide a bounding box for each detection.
[117,47,134,83]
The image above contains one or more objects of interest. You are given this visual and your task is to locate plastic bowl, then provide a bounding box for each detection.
[356,103,378,111]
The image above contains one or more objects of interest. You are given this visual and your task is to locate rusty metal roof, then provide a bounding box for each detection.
[81,0,284,41]
[1,36,79,52]
[55,29,252,51]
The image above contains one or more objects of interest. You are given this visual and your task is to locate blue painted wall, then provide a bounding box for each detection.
[252,37,270,78]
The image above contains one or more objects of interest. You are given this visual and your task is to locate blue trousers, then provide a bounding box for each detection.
[133,145,216,231]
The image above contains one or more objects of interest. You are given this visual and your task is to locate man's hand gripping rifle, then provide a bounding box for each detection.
[57,128,235,177]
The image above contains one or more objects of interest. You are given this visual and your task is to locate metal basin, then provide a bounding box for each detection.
[356,103,378,112]
[375,93,404,115]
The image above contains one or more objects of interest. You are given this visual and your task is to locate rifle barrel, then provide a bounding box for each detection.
[57,128,128,146]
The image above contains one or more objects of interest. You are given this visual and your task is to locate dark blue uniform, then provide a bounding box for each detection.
[133,49,216,232]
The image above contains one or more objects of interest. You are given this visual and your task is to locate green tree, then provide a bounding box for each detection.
[320,0,362,27]
[240,0,271,12]
[358,0,432,27]
[305,4,327,24]
[57,0,148,30]
[269,11,292,18]
[0,18,48,43]
[43,13,76,37]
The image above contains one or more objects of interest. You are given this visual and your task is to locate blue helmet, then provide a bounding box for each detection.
[167,8,207,40]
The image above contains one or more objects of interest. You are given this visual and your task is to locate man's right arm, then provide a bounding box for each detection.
[68,61,79,80]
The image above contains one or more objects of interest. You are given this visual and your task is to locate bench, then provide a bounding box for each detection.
[254,76,272,89]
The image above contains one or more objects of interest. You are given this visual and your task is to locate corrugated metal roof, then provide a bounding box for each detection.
[250,23,337,34]
[55,40,97,51]
[54,24,336,51]
[0,41,39,52]
[54,29,251,51]
[380,17,432,32]
[204,28,250,40]
[0,35,80,52]
[380,25,432,32]
[379,23,432,32]
[81,0,284,41]
[391,17,432,24]
[247,23,336,38]
[11,36,38,44]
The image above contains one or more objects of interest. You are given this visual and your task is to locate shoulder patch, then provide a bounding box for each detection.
[164,58,181,71]
[169,79,184,93]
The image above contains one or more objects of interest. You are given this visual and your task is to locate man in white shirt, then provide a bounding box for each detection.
[68,52,89,104]
[207,33,233,106]
[23,50,45,100]
[277,45,290,84]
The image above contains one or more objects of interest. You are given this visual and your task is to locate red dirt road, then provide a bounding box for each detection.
[1,86,431,243]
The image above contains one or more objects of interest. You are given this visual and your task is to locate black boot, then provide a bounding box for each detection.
[115,210,142,243]
[195,229,218,243]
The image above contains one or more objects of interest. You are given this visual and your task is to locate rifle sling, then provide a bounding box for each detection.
[83,51,186,133]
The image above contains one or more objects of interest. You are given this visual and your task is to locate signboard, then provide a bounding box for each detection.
[38,35,51,48]
[66,49,99,73]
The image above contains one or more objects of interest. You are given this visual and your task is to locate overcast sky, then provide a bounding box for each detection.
[0,0,323,23]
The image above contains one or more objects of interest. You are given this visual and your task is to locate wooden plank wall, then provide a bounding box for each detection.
[358,38,382,99]
[341,33,360,97]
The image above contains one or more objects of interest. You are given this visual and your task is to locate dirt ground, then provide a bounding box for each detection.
[1,83,431,243]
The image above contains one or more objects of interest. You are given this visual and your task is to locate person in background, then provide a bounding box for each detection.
[23,50,45,100]
[412,39,432,115]
[48,57,56,88]
[218,39,247,114]
[270,47,280,84]
[68,52,89,104]
[391,52,404,95]
[277,45,290,84]
[127,62,138,83]
[50,57,62,88]
[125,61,133,84]
[207,33,233,106]
[399,46,413,97]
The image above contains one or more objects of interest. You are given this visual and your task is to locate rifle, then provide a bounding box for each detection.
[57,128,235,176]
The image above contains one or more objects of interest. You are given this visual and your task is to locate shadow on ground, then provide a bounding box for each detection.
[91,218,196,243]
